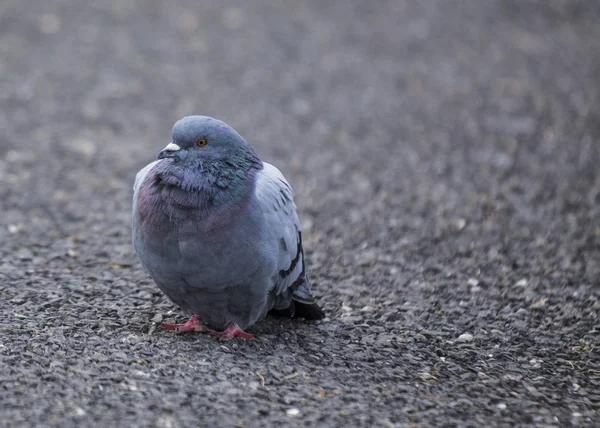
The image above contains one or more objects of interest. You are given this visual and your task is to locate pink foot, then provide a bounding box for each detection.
[161,315,206,334]
[210,324,254,341]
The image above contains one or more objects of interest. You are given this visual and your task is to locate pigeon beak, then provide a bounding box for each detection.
[157,142,181,160]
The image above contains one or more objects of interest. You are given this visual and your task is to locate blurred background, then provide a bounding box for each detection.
[1,0,598,272]
[0,0,599,427]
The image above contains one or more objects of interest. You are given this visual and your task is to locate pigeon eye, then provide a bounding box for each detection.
[196,138,208,147]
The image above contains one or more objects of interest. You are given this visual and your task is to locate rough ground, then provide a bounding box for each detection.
[0,0,599,427]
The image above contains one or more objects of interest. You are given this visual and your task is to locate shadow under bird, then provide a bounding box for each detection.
[132,116,324,340]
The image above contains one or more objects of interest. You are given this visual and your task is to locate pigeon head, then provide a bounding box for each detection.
[158,116,258,165]
[152,116,263,198]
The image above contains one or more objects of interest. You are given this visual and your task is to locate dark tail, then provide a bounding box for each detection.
[290,299,325,319]
[269,275,325,320]
[270,232,325,320]
[269,299,325,320]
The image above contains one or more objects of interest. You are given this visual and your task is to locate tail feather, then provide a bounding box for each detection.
[269,299,325,320]
[270,252,325,320]
[291,299,325,319]
[290,273,324,319]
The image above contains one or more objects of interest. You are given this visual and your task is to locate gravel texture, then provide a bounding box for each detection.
[1,1,599,427]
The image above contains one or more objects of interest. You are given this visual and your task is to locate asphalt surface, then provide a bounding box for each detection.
[1,1,599,427]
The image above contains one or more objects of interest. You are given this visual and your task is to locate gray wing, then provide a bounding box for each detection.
[254,163,305,297]
[132,160,159,213]
[132,160,159,240]
[133,160,159,195]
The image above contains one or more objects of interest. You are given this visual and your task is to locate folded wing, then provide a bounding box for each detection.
[254,163,324,319]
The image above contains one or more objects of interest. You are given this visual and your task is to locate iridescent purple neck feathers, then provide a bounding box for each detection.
[137,155,263,233]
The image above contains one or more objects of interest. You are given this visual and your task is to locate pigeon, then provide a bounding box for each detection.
[132,115,324,340]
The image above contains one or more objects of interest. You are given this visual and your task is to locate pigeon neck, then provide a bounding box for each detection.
[152,155,263,208]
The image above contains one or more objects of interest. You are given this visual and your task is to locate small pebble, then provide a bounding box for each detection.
[286,408,300,417]
[497,403,507,410]
[72,407,86,416]
[514,278,528,287]
[453,218,466,230]
[340,303,352,312]
[457,333,474,342]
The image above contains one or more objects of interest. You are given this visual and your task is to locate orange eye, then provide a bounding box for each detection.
[196,138,207,147]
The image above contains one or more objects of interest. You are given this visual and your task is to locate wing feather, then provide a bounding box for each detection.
[133,161,159,194]
[254,163,304,297]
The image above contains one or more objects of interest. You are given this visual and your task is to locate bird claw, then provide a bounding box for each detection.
[161,315,206,334]
[161,316,253,340]
[210,324,254,341]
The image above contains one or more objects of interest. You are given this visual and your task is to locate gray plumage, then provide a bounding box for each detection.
[132,116,323,336]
